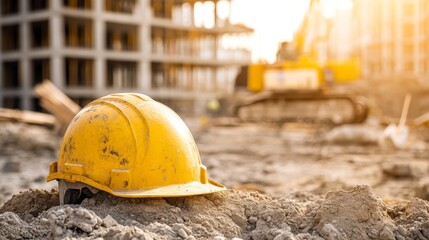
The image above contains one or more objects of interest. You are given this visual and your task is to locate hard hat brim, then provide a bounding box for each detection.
[48,172,226,198]
[111,179,226,198]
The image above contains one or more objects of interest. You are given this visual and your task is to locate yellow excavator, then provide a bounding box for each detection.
[234,0,368,124]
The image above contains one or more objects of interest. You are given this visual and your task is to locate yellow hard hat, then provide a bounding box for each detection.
[47,93,225,204]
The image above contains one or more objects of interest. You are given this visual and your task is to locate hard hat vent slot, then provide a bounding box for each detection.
[110,169,130,190]
[200,165,208,184]
[49,161,58,174]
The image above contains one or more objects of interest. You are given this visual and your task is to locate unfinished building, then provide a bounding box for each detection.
[0,0,252,113]
[355,0,429,82]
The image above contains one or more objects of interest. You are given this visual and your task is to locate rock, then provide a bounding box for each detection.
[325,125,382,145]
[133,226,154,240]
[320,223,344,240]
[231,212,247,227]
[33,175,45,183]
[273,231,296,240]
[20,181,30,188]
[174,224,192,236]
[379,226,395,240]
[2,161,21,173]
[248,216,258,224]
[420,222,429,238]
[382,163,414,178]
[213,236,226,240]
[82,197,97,207]
[144,222,176,238]
[102,214,118,228]
[170,207,181,213]
[49,207,102,236]
[0,212,33,239]
[177,228,188,238]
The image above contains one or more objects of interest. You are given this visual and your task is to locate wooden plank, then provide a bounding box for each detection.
[0,108,56,126]
[34,80,81,132]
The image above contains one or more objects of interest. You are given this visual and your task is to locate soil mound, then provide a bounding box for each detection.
[315,185,394,239]
[0,189,58,221]
[0,122,59,155]
[1,186,429,239]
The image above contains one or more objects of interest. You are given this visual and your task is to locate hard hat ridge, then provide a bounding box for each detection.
[47,93,225,204]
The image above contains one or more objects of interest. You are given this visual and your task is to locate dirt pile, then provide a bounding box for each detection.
[315,186,395,239]
[0,122,59,155]
[1,186,429,239]
[0,122,59,205]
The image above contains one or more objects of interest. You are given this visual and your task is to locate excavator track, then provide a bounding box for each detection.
[234,90,368,124]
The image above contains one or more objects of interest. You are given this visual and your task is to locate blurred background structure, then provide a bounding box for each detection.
[0,0,252,114]
[2,0,429,116]
[355,0,429,83]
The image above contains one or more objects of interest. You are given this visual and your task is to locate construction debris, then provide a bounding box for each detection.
[324,124,383,145]
[0,122,59,154]
[0,108,56,127]
[382,94,412,148]
[0,122,59,204]
[412,111,429,127]
[2,161,21,173]
[34,80,81,133]
[381,163,414,179]
[416,179,429,201]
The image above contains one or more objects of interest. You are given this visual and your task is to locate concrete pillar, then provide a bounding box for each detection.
[414,0,420,75]
[381,0,388,74]
[139,0,151,91]
[94,0,105,95]
[20,0,31,110]
[0,63,2,107]
[395,0,403,74]
[0,13,3,106]
[50,0,64,89]
[139,59,151,91]
[21,59,31,109]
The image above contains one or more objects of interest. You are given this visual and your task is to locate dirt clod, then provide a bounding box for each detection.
[102,214,118,227]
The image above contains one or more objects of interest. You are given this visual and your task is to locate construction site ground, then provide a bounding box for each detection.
[2,80,429,239]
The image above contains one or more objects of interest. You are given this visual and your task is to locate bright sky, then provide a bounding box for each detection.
[229,0,353,63]
[230,0,310,62]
